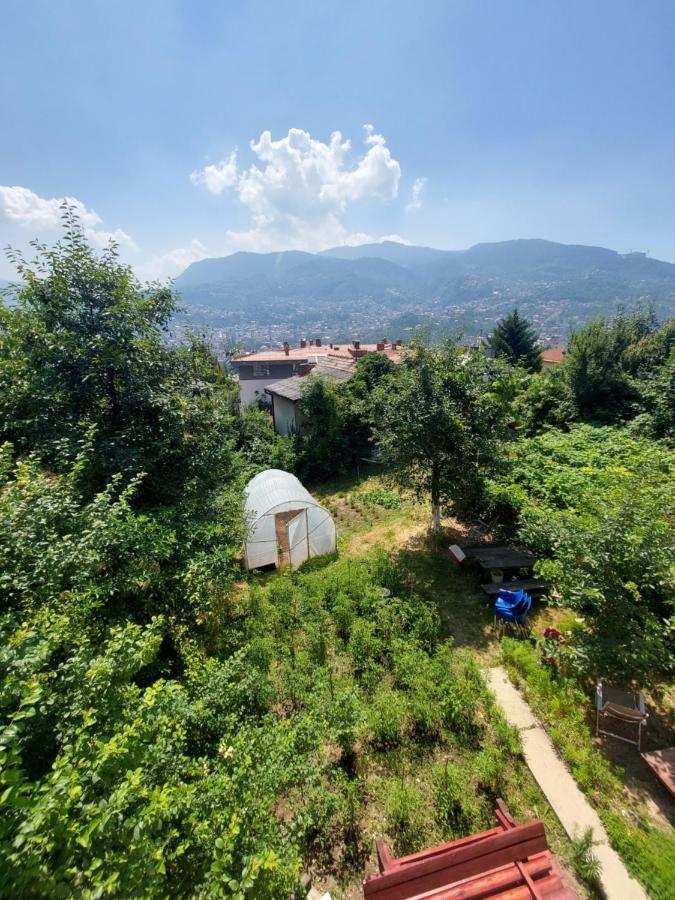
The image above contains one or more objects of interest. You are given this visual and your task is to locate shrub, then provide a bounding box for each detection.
[384,780,427,856]
[366,685,409,748]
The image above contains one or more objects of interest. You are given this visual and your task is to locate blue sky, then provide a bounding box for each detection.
[2,0,675,278]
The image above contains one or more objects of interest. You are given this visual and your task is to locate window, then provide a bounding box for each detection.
[253,363,270,377]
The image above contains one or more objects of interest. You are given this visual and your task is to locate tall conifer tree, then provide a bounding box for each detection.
[489,308,542,372]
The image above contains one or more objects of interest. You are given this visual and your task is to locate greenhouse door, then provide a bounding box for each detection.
[288,509,310,570]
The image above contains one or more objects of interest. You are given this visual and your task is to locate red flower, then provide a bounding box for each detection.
[545,657,555,665]
[544,627,561,640]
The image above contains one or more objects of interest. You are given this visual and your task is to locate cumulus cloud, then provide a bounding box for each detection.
[189,150,238,195]
[406,176,427,212]
[138,239,209,280]
[190,125,402,251]
[0,185,137,250]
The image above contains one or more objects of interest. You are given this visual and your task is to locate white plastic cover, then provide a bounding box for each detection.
[243,469,336,570]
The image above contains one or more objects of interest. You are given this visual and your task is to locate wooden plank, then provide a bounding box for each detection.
[363,823,548,898]
[462,544,513,559]
[377,838,398,873]
[481,580,552,597]
[439,855,557,899]
[641,747,675,798]
[477,554,536,571]
[385,828,504,871]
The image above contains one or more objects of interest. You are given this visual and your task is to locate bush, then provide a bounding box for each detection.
[487,425,675,682]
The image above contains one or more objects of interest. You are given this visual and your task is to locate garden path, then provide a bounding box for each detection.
[488,667,647,900]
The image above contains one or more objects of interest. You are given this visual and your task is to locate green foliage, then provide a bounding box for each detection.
[0,443,242,625]
[570,828,601,892]
[0,207,240,503]
[512,365,576,435]
[0,615,307,897]
[565,311,650,420]
[236,403,296,477]
[360,488,402,509]
[512,311,674,435]
[562,308,675,430]
[488,425,675,681]
[602,813,675,900]
[488,308,542,372]
[372,342,509,529]
[384,780,427,856]
[294,354,395,482]
[296,377,343,482]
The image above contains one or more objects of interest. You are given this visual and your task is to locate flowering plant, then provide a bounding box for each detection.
[541,626,563,672]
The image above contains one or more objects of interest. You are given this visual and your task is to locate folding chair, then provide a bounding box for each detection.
[595,682,648,751]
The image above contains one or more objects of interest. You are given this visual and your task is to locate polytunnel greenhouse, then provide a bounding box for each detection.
[243,469,337,570]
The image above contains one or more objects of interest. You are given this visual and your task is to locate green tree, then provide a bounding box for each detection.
[488,309,542,372]
[295,376,343,482]
[341,353,397,466]
[565,310,653,421]
[372,342,507,533]
[0,206,239,502]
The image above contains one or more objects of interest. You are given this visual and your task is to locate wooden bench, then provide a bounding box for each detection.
[363,803,570,899]
[481,579,553,597]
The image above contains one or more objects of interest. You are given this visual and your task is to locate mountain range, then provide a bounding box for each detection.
[172,239,675,344]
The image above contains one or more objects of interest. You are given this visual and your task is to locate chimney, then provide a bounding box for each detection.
[376,341,385,352]
[396,339,402,348]
[283,341,290,356]
[300,338,307,349]
[352,339,360,350]
[316,338,322,347]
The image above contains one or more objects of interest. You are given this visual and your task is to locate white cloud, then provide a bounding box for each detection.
[0,185,137,250]
[138,239,208,280]
[406,176,427,212]
[190,125,402,251]
[189,150,238,195]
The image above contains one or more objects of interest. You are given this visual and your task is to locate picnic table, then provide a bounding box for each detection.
[463,544,537,571]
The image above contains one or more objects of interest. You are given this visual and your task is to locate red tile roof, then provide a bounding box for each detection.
[540,346,566,364]
[233,342,405,364]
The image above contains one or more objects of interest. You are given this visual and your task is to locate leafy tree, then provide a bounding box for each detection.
[295,376,343,482]
[340,353,396,465]
[488,309,542,372]
[564,308,657,422]
[0,206,239,502]
[513,365,576,435]
[372,342,507,532]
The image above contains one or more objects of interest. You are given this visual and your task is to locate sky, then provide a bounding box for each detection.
[2,0,675,279]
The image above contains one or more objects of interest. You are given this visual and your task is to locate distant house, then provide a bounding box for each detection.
[231,338,403,405]
[266,357,357,435]
[540,346,567,368]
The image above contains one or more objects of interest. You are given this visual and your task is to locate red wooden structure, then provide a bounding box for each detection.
[363,801,571,899]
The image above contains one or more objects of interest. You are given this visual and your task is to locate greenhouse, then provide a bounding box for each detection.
[243,468,337,570]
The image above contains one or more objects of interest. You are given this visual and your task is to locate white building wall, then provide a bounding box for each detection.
[272,395,298,435]
[239,377,276,406]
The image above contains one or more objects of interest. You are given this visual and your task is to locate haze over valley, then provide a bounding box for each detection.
[174,238,675,349]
